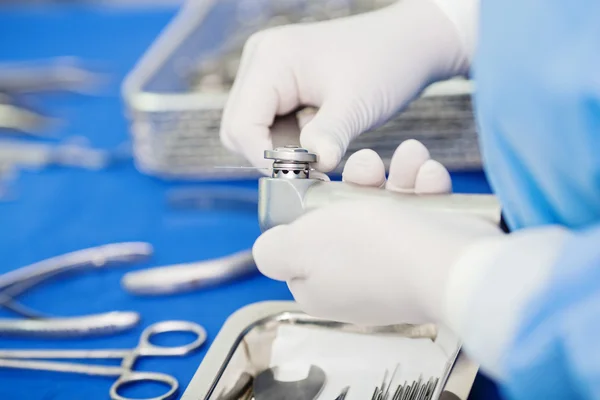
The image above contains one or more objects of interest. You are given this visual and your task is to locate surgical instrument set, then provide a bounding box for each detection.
[0,320,207,400]
[370,365,439,400]
[0,242,152,338]
[371,377,439,400]
[256,146,501,232]
[334,386,350,400]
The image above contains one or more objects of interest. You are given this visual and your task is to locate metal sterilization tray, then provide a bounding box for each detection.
[122,0,481,181]
[182,301,478,400]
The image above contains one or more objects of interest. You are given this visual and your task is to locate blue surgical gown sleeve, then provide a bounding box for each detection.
[503,225,600,400]
[455,0,600,398]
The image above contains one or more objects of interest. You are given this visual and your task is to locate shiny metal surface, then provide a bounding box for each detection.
[0,57,104,94]
[0,312,141,338]
[181,301,478,400]
[121,249,257,295]
[334,386,350,400]
[264,146,318,164]
[0,242,152,337]
[253,365,326,400]
[257,176,501,232]
[122,186,259,296]
[0,320,207,400]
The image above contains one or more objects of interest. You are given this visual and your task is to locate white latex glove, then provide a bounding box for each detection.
[220,0,478,172]
[252,139,485,326]
[341,139,452,193]
[253,140,573,381]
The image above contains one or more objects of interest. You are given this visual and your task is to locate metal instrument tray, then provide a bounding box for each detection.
[122,0,481,181]
[182,301,478,400]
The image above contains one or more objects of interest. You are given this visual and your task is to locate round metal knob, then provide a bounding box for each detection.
[264,146,317,163]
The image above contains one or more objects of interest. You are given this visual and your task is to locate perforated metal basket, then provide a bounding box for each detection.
[122,0,481,181]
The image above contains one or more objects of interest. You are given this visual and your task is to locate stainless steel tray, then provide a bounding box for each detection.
[122,0,481,181]
[182,301,478,400]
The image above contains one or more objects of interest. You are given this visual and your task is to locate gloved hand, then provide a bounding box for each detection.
[252,140,504,326]
[220,0,477,172]
[340,139,452,193]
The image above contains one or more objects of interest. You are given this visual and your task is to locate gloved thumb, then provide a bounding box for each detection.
[252,225,307,281]
[299,99,369,172]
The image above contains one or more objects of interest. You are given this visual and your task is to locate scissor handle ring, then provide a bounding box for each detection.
[138,320,207,356]
[110,371,178,400]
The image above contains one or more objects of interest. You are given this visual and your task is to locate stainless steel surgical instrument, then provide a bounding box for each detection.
[0,137,130,172]
[120,186,259,296]
[257,146,501,232]
[0,96,59,135]
[0,57,105,95]
[334,386,350,400]
[0,320,207,400]
[0,242,152,338]
[253,364,326,400]
[121,249,256,295]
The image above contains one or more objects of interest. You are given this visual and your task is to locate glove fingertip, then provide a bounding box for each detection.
[386,139,432,191]
[300,133,343,172]
[342,149,386,187]
[414,159,452,194]
[252,226,301,281]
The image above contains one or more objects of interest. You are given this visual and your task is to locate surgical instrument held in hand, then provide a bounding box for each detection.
[0,242,152,338]
[257,146,501,231]
[0,320,207,400]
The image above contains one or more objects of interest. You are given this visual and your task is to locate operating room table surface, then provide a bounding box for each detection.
[0,4,502,400]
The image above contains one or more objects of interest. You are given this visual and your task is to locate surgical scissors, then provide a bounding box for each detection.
[0,320,207,400]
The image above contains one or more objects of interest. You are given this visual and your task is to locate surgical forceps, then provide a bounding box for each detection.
[120,186,258,295]
[0,242,152,337]
[0,137,129,172]
[0,94,58,136]
[0,57,105,95]
[0,57,106,135]
[0,320,207,400]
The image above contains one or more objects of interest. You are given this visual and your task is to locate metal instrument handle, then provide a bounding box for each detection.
[0,357,124,376]
[304,181,501,224]
[137,321,207,357]
[0,311,140,338]
[111,371,179,400]
[0,242,153,292]
[0,360,179,400]
[121,250,256,295]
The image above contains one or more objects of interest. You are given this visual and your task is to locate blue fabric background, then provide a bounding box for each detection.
[0,4,501,399]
